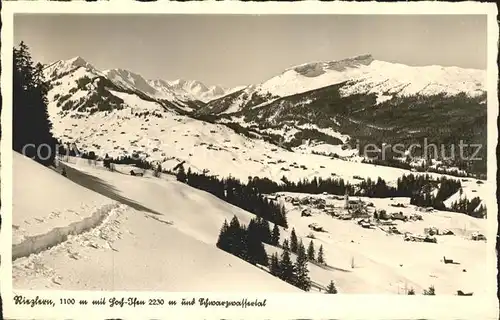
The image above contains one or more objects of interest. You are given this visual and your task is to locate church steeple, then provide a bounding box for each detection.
[344,189,349,209]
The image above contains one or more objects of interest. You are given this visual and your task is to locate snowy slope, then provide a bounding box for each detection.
[12,154,300,292]
[48,88,488,213]
[12,155,490,294]
[12,153,116,250]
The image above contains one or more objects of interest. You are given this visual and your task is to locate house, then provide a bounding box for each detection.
[423,235,437,243]
[390,203,407,208]
[409,214,423,221]
[380,220,396,226]
[404,233,436,243]
[471,232,486,241]
[350,206,370,219]
[424,227,439,236]
[388,226,401,234]
[390,212,408,222]
[130,169,144,177]
[300,197,311,205]
[301,209,312,217]
[308,223,325,232]
[267,195,278,201]
[358,219,373,229]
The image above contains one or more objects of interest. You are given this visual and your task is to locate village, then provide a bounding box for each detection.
[267,191,487,245]
[260,190,489,295]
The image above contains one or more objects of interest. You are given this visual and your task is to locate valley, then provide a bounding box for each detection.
[12,51,491,295]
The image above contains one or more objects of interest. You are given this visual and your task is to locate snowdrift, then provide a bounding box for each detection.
[13,152,116,252]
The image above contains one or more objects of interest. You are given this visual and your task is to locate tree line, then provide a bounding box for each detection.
[176,165,482,218]
[216,216,271,267]
[270,228,329,292]
[216,216,336,293]
[177,167,288,227]
[13,42,56,167]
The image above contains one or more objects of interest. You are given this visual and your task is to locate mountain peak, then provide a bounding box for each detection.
[103,68,157,95]
[289,54,375,77]
[67,56,93,69]
[351,54,374,61]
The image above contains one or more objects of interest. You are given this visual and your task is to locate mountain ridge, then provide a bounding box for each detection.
[43,53,488,177]
[199,54,485,115]
[44,55,238,104]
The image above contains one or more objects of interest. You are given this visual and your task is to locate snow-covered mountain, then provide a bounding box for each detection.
[43,56,236,116]
[200,54,486,115]
[196,54,487,175]
[44,54,488,178]
[147,78,234,103]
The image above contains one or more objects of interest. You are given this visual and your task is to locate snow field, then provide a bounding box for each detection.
[13,153,300,292]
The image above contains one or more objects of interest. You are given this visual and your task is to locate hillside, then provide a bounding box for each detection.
[226,82,487,175]
[12,154,489,295]
[12,153,300,292]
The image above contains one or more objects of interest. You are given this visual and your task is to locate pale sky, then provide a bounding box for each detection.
[14,14,487,88]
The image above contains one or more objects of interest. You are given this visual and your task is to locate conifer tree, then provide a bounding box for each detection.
[176,165,187,183]
[269,253,281,276]
[261,219,272,244]
[317,245,325,265]
[326,280,338,294]
[423,285,436,296]
[271,224,280,246]
[227,216,242,256]
[216,219,230,252]
[13,42,56,166]
[282,239,289,251]
[153,164,162,178]
[290,228,298,253]
[279,204,288,228]
[307,240,316,261]
[246,219,268,266]
[294,240,311,291]
[279,247,295,283]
